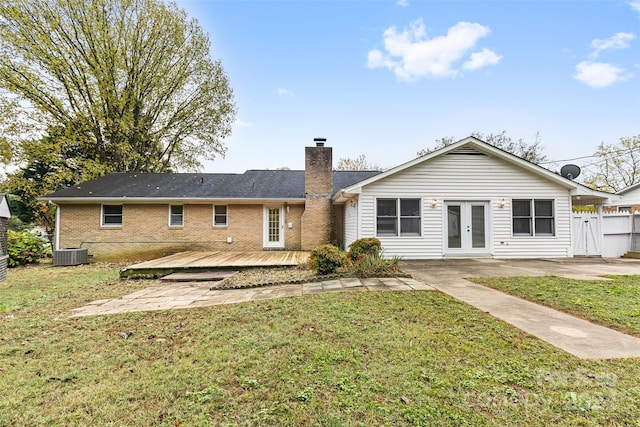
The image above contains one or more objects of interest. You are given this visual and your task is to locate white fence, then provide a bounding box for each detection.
[601,211,640,258]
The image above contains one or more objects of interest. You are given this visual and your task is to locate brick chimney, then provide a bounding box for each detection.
[301,138,333,250]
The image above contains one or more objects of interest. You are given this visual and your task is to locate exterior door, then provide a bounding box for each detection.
[445,201,489,255]
[263,206,284,248]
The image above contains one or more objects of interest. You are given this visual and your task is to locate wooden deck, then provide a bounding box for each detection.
[120,251,310,278]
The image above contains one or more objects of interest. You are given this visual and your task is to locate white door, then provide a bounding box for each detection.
[572,212,601,256]
[263,206,284,248]
[445,201,489,255]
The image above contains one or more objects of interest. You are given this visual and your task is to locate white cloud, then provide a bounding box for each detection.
[366,19,498,80]
[396,0,409,7]
[590,32,636,57]
[234,119,253,128]
[573,61,633,88]
[277,88,295,97]
[463,48,502,70]
[630,1,640,16]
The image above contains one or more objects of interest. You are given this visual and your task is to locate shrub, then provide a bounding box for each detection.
[347,237,382,261]
[350,252,401,278]
[308,244,345,275]
[7,230,50,267]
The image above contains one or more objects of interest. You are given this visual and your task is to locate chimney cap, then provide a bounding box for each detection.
[313,137,327,147]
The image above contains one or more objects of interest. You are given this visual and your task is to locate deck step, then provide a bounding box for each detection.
[160,271,238,282]
[623,251,640,259]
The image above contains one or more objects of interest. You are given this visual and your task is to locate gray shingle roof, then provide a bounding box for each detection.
[42,170,381,200]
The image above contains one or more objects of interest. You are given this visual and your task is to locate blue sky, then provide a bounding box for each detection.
[176,0,640,177]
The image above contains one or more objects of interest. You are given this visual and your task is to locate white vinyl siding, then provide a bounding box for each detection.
[355,149,572,259]
[344,200,358,249]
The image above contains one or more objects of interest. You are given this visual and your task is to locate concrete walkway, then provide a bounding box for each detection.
[401,259,640,360]
[70,277,434,318]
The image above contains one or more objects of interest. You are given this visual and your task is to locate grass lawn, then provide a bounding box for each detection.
[472,275,640,338]
[1,264,640,426]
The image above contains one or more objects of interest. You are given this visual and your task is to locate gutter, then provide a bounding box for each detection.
[38,197,306,204]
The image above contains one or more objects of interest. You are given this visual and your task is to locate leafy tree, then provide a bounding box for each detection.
[0,0,236,174]
[582,135,640,193]
[336,154,382,171]
[0,0,235,227]
[417,131,548,164]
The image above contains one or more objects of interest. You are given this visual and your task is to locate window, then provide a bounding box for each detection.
[102,205,122,226]
[512,199,554,236]
[376,198,421,236]
[214,205,227,226]
[169,205,183,226]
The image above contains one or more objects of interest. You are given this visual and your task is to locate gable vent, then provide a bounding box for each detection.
[446,148,487,156]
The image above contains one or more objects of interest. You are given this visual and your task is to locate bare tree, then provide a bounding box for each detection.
[336,154,382,171]
[582,135,640,192]
[417,131,547,164]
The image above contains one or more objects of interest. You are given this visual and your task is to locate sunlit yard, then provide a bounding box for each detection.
[473,275,640,338]
[1,264,640,426]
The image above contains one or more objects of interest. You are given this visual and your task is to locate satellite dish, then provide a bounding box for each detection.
[560,164,581,180]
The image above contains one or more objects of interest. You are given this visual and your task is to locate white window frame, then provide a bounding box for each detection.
[512,199,555,236]
[213,205,228,227]
[101,204,123,227]
[376,198,421,237]
[169,205,184,227]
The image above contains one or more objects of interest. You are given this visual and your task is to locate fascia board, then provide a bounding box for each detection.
[39,197,306,204]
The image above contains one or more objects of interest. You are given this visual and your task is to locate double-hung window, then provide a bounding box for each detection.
[376,198,421,236]
[214,205,227,226]
[512,199,554,236]
[169,205,184,226]
[102,205,123,226]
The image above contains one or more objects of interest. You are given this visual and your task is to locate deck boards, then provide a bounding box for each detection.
[125,251,310,271]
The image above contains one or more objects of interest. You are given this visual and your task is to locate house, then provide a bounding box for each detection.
[602,182,640,213]
[42,139,378,260]
[42,136,615,260]
[0,194,11,281]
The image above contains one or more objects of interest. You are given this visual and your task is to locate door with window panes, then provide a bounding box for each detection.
[445,201,489,254]
[263,206,284,248]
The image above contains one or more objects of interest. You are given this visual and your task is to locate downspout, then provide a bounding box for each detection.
[55,203,60,251]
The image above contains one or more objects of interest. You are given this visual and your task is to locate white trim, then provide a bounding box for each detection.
[263,205,285,248]
[55,204,61,250]
[443,200,491,256]
[336,137,614,204]
[40,197,306,204]
[213,205,228,227]
[168,204,184,227]
[0,195,10,218]
[100,204,123,227]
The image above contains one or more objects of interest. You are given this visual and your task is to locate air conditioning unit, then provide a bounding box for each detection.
[53,248,89,266]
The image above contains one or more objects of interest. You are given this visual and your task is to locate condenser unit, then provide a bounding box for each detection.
[53,248,89,266]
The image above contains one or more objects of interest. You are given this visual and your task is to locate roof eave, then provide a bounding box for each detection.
[41,197,306,204]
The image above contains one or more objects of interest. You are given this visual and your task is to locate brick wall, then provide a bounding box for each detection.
[59,203,304,261]
[301,144,333,250]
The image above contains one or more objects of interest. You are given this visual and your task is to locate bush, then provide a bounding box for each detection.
[348,237,382,261]
[350,252,401,278]
[7,230,50,267]
[308,244,345,275]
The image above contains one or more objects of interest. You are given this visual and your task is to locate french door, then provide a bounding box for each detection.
[263,206,284,248]
[445,201,489,255]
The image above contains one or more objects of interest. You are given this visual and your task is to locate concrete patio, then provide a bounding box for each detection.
[70,276,434,317]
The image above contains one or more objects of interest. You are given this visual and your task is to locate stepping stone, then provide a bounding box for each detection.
[160,271,238,282]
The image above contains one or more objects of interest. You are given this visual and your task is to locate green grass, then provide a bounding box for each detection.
[1,265,640,425]
[472,275,640,337]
